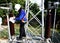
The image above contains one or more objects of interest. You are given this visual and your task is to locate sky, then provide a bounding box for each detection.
[30,0,45,10]
[30,0,42,10]
[30,0,41,6]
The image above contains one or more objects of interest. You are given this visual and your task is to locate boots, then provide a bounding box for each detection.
[11,35,16,41]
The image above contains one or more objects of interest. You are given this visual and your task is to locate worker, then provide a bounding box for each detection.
[10,4,27,40]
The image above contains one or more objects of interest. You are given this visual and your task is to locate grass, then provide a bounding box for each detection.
[0,29,8,39]
[0,24,20,39]
[0,24,42,39]
[56,28,60,33]
[28,26,42,36]
[0,24,60,39]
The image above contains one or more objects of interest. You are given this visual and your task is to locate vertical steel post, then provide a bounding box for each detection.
[25,0,29,35]
[25,0,29,43]
[52,9,56,36]
[7,10,11,40]
[41,0,44,39]
[7,3,13,41]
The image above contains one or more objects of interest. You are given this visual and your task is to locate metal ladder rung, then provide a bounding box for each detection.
[9,39,23,42]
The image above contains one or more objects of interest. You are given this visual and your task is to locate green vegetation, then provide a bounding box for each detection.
[0,24,41,39]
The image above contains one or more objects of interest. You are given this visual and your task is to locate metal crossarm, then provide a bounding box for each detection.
[36,25,41,29]
[29,24,40,35]
[30,4,34,8]
[29,11,41,23]
[9,40,23,42]
[0,7,10,9]
[29,11,42,25]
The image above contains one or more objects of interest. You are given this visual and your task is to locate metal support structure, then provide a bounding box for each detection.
[25,0,45,43]
[52,1,59,36]
[25,0,29,37]
[25,0,30,43]
[29,11,42,25]
[0,3,12,41]
[41,0,44,39]
[7,11,11,40]
[52,2,59,42]
[52,9,56,36]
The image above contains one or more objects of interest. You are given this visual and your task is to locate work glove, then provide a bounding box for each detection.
[22,19,27,23]
[9,17,15,23]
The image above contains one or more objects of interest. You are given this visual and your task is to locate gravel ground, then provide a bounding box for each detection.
[0,39,8,43]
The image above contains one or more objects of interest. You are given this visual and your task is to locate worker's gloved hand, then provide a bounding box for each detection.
[9,17,15,23]
[22,19,27,23]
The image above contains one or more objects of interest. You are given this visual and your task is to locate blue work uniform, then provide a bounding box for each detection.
[15,9,27,22]
[15,9,27,39]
